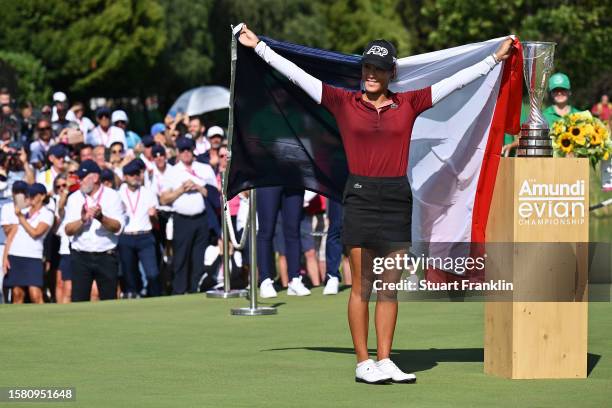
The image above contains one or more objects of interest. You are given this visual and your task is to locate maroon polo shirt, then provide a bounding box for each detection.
[321,83,432,177]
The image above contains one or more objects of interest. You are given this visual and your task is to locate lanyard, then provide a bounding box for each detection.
[83,186,104,212]
[26,208,41,223]
[98,127,110,146]
[185,166,204,182]
[125,188,141,215]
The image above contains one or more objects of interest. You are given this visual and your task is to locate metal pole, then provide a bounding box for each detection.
[231,190,276,315]
[206,181,246,298]
[207,25,246,299]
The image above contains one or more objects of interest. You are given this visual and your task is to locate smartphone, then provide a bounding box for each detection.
[14,193,26,210]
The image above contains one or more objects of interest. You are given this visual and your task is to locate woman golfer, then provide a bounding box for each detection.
[238,24,513,384]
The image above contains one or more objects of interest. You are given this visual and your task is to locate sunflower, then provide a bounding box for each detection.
[552,121,566,136]
[590,130,603,146]
[573,130,587,145]
[558,132,574,153]
[568,125,584,143]
[595,123,609,141]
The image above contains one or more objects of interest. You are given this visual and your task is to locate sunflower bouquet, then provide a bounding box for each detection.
[550,111,612,168]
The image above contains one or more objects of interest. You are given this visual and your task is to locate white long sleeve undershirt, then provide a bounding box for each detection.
[254,40,501,106]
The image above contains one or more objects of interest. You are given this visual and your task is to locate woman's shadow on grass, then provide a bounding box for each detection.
[262,347,601,376]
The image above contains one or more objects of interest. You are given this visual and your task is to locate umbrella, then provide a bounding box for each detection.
[168,86,230,117]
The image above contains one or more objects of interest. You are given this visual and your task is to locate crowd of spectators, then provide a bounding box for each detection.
[0,88,341,304]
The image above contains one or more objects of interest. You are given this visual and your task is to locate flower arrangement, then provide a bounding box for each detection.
[550,110,612,168]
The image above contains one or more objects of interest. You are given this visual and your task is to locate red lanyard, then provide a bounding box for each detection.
[185,166,204,182]
[83,186,104,212]
[125,188,141,215]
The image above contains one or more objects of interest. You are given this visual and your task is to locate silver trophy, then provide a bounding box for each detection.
[517,41,556,157]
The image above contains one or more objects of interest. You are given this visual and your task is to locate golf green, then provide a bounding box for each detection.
[1,289,610,407]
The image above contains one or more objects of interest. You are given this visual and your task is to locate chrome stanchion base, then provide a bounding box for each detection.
[231,306,277,316]
[206,289,247,298]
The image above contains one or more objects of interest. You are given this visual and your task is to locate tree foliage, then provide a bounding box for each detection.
[0,0,166,97]
[0,0,608,109]
[0,51,50,105]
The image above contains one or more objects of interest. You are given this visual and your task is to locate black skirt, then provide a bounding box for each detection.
[341,174,413,246]
[3,255,44,288]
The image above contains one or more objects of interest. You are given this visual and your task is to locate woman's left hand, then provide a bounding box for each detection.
[494,38,514,61]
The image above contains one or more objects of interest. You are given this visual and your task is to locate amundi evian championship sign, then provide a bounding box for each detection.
[517,178,586,226]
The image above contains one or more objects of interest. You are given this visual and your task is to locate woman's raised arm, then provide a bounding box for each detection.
[431,37,514,105]
[235,23,323,104]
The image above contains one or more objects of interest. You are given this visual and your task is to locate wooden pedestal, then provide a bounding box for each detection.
[484,158,589,379]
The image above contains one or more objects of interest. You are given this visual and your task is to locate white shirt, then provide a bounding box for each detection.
[49,195,71,255]
[87,125,127,149]
[36,167,61,193]
[119,184,158,233]
[0,202,19,227]
[64,186,126,252]
[75,115,95,137]
[194,138,211,156]
[152,163,173,212]
[161,160,216,216]
[140,156,155,187]
[8,206,54,259]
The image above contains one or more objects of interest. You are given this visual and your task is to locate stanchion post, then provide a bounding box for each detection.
[206,24,246,299]
[231,189,277,315]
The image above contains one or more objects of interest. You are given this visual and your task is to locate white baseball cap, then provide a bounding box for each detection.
[53,91,67,103]
[111,110,129,124]
[207,126,225,138]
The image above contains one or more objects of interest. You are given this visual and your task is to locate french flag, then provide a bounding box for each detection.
[228,35,523,273]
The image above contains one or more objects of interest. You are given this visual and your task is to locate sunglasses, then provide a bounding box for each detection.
[38,126,51,131]
[97,114,110,118]
[115,121,127,125]
[178,148,192,153]
[111,149,124,154]
[55,183,67,189]
[219,154,227,158]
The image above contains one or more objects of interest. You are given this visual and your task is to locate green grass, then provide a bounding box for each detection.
[1,289,611,408]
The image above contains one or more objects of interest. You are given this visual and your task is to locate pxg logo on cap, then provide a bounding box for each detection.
[366,45,389,57]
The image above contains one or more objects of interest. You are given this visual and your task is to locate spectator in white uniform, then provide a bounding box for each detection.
[2,183,54,304]
[117,159,160,297]
[64,160,125,301]
[160,137,216,294]
[87,107,127,149]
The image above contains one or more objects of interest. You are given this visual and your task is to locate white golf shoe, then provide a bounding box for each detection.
[323,276,339,295]
[376,358,416,384]
[355,359,392,384]
[287,276,311,296]
[259,278,277,299]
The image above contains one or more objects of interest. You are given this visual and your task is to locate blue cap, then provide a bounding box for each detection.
[150,123,165,136]
[48,144,66,158]
[141,135,155,147]
[176,137,195,151]
[12,180,28,194]
[96,106,111,118]
[27,183,47,197]
[135,158,146,170]
[152,143,166,157]
[123,159,142,176]
[77,159,102,179]
[100,168,115,182]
